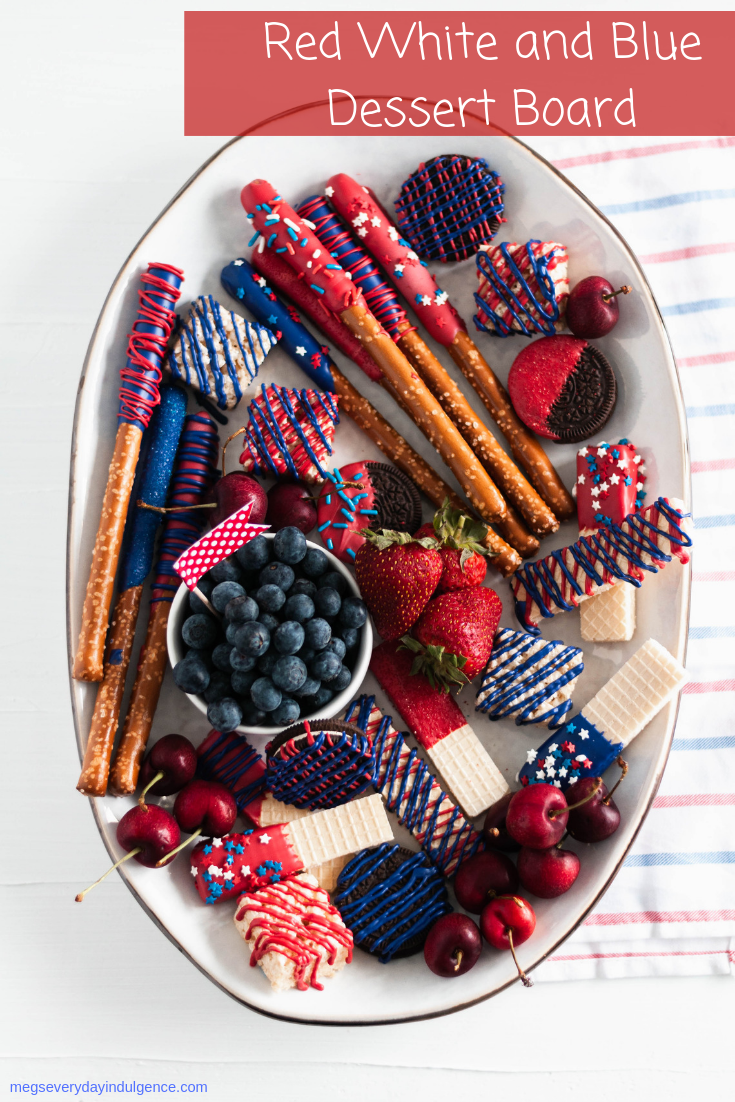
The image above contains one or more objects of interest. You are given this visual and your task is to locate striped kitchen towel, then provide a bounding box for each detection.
[528,135,735,981]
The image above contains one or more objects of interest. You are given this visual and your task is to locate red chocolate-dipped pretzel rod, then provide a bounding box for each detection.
[241,181,513,536]
[325,175,575,522]
[252,247,522,575]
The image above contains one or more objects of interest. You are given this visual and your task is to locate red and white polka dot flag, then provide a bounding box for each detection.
[173,502,269,589]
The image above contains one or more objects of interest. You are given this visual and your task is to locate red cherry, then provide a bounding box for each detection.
[454,850,519,914]
[209,472,267,528]
[138,734,197,801]
[566,277,631,340]
[483,792,521,853]
[506,784,570,849]
[266,482,317,534]
[173,779,237,836]
[423,913,482,977]
[567,767,625,843]
[480,894,536,987]
[76,805,181,902]
[518,846,581,898]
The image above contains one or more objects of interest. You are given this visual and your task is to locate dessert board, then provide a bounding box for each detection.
[68,134,690,1023]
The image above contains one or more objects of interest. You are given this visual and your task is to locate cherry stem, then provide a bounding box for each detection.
[453,950,463,973]
[155,828,202,867]
[75,848,141,902]
[549,777,603,818]
[222,427,246,478]
[506,927,533,988]
[602,285,632,302]
[138,772,164,807]
[604,756,629,804]
[137,501,216,514]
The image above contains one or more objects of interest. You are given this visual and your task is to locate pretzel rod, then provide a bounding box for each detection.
[297,195,553,545]
[73,263,184,681]
[76,585,143,796]
[325,175,575,522]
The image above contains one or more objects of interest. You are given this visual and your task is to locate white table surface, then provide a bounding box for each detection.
[3,2,733,1097]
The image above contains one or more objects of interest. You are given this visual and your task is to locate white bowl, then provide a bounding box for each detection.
[166,533,373,736]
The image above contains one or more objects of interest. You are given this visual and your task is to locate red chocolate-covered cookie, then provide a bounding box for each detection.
[317,461,421,563]
[507,335,617,444]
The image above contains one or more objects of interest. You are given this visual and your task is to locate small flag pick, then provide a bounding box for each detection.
[173,501,269,613]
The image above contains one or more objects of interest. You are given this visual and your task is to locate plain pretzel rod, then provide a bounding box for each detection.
[325,174,576,522]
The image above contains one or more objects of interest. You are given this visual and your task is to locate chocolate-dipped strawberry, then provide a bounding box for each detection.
[507,335,617,444]
[317,461,421,564]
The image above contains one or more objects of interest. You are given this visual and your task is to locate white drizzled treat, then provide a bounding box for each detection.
[476,628,584,729]
[167,295,278,409]
[474,241,569,337]
[518,639,687,790]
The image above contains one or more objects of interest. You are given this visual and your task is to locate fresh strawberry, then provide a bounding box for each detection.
[416,500,491,593]
[402,586,502,690]
[354,529,442,641]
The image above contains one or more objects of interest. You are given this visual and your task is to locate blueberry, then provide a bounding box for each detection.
[304,617,332,650]
[230,649,256,672]
[208,558,242,585]
[274,621,305,655]
[271,696,300,725]
[302,547,329,579]
[258,613,280,634]
[341,627,360,650]
[207,697,242,733]
[339,596,368,629]
[273,526,307,565]
[284,593,315,623]
[231,668,257,696]
[310,649,341,683]
[181,614,218,650]
[257,651,279,677]
[314,587,341,618]
[225,594,259,623]
[253,583,286,613]
[225,621,240,645]
[236,534,270,571]
[204,671,231,703]
[211,581,245,613]
[173,653,210,694]
[233,620,270,657]
[188,577,214,614]
[259,561,295,592]
[251,677,282,713]
[326,637,346,661]
[291,578,318,599]
[318,571,347,595]
[294,675,321,699]
[331,664,353,692]
[240,701,268,726]
[272,655,308,693]
[212,643,234,673]
[312,685,334,709]
[297,646,316,664]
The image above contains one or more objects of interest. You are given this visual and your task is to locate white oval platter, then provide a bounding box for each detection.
[67,134,690,1024]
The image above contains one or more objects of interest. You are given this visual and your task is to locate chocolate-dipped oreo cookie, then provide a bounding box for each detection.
[317,461,421,563]
[266,719,373,810]
[507,335,617,443]
[394,154,505,263]
[333,843,451,962]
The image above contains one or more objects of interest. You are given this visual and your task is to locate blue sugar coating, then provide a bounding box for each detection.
[168,294,277,410]
[513,498,692,635]
[518,712,623,792]
[345,695,482,876]
[196,730,266,813]
[334,843,451,963]
[118,383,187,590]
[476,627,583,730]
[266,727,374,810]
[220,258,336,393]
[474,241,565,338]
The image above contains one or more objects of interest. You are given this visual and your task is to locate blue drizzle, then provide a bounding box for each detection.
[513,498,692,635]
[333,843,450,963]
[266,727,374,810]
[346,695,483,876]
[168,295,277,410]
[476,628,583,730]
[197,731,266,814]
[518,712,623,792]
[474,241,565,337]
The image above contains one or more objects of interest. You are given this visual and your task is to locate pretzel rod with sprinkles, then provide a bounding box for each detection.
[73,263,184,682]
[241,180,516,536]
[325,175,575,523]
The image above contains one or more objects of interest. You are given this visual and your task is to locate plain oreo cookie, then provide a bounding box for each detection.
[333,843,451,962]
